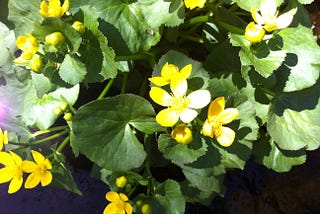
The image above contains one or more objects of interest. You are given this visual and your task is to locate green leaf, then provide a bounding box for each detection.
[231,0,284,11]
[72,94,163,171]
[180,180,217,205]
[59,54,86,85]
[0,22,15,67]
[253,130,306,172]
[138,0,185,28]
[90,0,161,53]
[297,0,314,4]
[267,83,320,150]
[277,25,320,92]
[151,179,186,214]
[31,72,56,98]
[21,84,79,130]
[158,133,208,164]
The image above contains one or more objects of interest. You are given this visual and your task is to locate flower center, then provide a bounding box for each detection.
[212,122,222,138]
[169,96,190,113]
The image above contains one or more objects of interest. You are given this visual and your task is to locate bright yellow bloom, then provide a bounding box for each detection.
[116,176,127,188]
[14,34,39,63]
[141,204,152,214]
[244,22,265,43]
[0,128,9,150]
[150,77,211,127]
[184,0,206,10]
[149,62,192,86]
[0,151,24,194]
[21,150,52,189]
[171,124,193,145]
[201,97,239,147]
[72,21,85,35]
[251,0,297,32]
[103,191,133,214]
[39,0,70,18]
[45,32,65,46]
[29,57,42,72]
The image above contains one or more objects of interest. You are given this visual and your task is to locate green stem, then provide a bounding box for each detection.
[97,78,115,100]
[139,73,149,97]
[115,53,150,62]
[30,130,69,145]
[121,73,128,94]
[31,125,68,138]
[179,34,204,43]
[56,135,70,153]
[257,86,276,97]
[216,21,245,34]
[183,15,210,28]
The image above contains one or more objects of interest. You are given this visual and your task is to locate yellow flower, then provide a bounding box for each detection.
[45,32,65,46]
[184,0,206,10]
[63,113,73,121]
[0,128,9,150]
[103,191,133,214]
[14,34,39,63]
[171,124,193,145]
[29,57,42,72]
[244,22,265,43]
[141,204,152,214]
[116,176,127,188]
[149,62,192,86]
[39,0,70,18]
[150,77,211,127]
[21,150,53,189]
[0,151,24,194]
[201,97,239,147]
[72,21,85,35]
[251,0,297,32]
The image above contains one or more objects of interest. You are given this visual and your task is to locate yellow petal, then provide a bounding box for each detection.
[31,150,45,164]
[119,193,129,201]
[149,87,172,107]
[40,171,53,186]
[207,97,225,120]
[179,64,192,79]
[170,78,187,98]
[104,203,119,214]
[39,0,49,17]
[16,35,27,50]
[61,0,70,15]
[184,0,206,9]
[179,108,198,123]
[106,191,120,202]
[216,126,235,147]
[0,168,14,183]
[0,152,14,165]
[3,130,8,145]
[156,108,179,127]
[218,108,239,125]
[43,158,52,170]
[9,151,22,165]
[125,202,133,214]
[21,160,37,173]
[8,176,23,194]
[24,172,41,189]
[187,90,211,109]
[260,0,277,17]
[161,62,179,78]
[244,22,265,43]
[276,8,297,29]
[148,77,169,86]
[201,120,214,138]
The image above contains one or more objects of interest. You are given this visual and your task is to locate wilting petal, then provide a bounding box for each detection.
[31,150,45,164]
[276,8,297,29]
[0,152,13,166]
[21,160,37,173]
[156,108,179,127]
[125,202,133,214]
[8,176,23,194]
[179,108,198,123]
[179,64,192,79]
[25,172,41,189]
[216,126,236,147]
[170,78,187,98]
[260,0,277,17]
[187,90,211,109]
[218,108,239,125]
[40,171,52,187]
[149,77,169,86]
[149,87,172,107]
[207,97,225,120]
[0,168,14,183]
[106,191,120,202]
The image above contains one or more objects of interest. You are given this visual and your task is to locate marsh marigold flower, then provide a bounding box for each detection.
[103,191,133,214]
[116,176,127,188]
[14,34,39,63]
[0,151,24,194]
[21,150,52,189]
[149,62,192,86]
[171,124,193,145]
[184,0,206,10]
[244,22,266,43]
[45,32,65,46]
[39,0,70,18]
[0,128,9,150]
[201,97,239,147]
[150,77,211,127]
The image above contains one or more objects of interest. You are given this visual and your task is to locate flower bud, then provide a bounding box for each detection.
[141,204,151,214]
[135,200,143,207]
[54,106,63,115]
[115,176,127,188]
[244,22,265,43]
[29,57,42,72]
[45,32,65,46]
[171,124,193,145]
[63,113,73,121]
[72,21,85,35]
[59,103,68,111]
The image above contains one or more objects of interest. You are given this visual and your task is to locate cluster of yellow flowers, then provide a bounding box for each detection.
[149,62,239,147]
[245,0,297,43]
[104,191,133,214]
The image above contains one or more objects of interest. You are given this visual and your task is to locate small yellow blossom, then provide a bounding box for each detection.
[149,62,192,86]
[150,77,211,127]
[244,22,265,43]
[21,150,53,189]
[45,32,65,46]
[251,0,297,32]
[103,191,133,214]
[116,176,127,188]
[171,124,193,145]
[39,0,70,18]
[72,21,85,35]
[184,0,206,10]
[14,34,39,63]
[201,97,239,147]
[29,57,42,72]
[141,204,152,214]
[0,128,9,150]
[0,151,24,194]
[63,113,73,121]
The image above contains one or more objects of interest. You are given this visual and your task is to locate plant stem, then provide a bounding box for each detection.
[115,53,150,61]
[183,15,210,28]
[31,125,68,138]
[121,73,128,94]
[97,78,115,100]
[56,135,70,153]
[257,86,276,97]
[179,34,204,43]
[30,130,69,145]
[216,21,245,34]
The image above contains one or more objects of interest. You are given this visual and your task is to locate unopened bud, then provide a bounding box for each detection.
[115,176,127,188]
[72,21,85,35]
[45,32,65,46]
